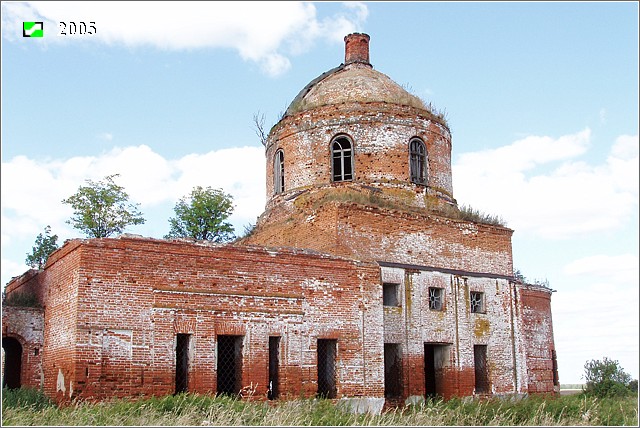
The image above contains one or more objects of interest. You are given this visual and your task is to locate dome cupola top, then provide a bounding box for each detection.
[285,33,428,116]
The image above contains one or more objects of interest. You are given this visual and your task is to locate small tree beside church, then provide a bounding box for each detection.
[583,357,636,398]
[165,186,235,242]
[62,174,146,238]
[25,225,59,269]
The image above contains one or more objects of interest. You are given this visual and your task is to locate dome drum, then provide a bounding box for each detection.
[265,101,454,212]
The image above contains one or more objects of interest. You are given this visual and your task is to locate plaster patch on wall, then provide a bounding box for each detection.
[56,369,65,394]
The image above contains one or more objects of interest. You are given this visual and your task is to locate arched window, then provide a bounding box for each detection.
[331,136,353,182]
[409,138,427,185]
[274,149,284,194]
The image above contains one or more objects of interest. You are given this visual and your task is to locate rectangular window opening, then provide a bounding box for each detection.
[470,291,485,313]
[429,287,444,310]
[317,339,337,398]
[217,335,243,396]
[383,283,400,307]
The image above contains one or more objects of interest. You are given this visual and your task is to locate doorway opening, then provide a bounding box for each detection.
[384,343,403,398]
[317,339,337,398]
[175,334,190,394]
[424,343,450,398]
[217,335,243,395]
[2,337,22,389]
[268,336,280,400]
[474,345,490,393]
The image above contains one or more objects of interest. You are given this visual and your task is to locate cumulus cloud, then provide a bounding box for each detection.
[552,255,639,382]
[563,253,639,283]
[453,130,639,239]
[1,144,265,240]
[1,1,368,76]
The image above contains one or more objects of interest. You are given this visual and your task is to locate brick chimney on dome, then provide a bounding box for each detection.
[344,33,371,66]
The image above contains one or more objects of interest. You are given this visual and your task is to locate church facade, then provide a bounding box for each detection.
[2,34,558,407]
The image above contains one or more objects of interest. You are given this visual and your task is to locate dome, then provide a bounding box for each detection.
[285,33,427,116]
[261,32,455,216]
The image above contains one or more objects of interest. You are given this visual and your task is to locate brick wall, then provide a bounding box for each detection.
[518,284,558,393]
[25,236,385,402]
[1,305,44,389]
[245,200,514,277]
[264,102,454,213]
[40,242,83,400]
[2,234,557,402]
[379,266,531,399]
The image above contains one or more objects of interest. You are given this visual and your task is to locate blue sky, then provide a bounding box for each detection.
[1,1,638,385]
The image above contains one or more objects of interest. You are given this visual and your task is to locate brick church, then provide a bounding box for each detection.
[2,33,558,409]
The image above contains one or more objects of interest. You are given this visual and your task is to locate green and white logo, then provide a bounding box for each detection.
[23,22,44,38]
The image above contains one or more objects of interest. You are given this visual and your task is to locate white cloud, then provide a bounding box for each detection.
[599,108,607,124]
[1,258,31,286]
[1,144,266,286]
[551,254,639,383]
[98,132,113,141]
[563,253,639,283]
[0,144,266,244]
[453,130,639,239]
[1,1,368,76]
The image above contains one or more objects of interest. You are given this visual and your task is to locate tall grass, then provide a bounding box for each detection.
[2,388,638,426]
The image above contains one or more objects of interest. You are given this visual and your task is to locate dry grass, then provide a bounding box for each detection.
[2,388,638,426]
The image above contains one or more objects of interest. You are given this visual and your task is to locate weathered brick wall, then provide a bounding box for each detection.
[39,241,83,401]
[1,305,44,389]
[245,200,514,277]
[35,236,383,402]
[379,266,529,399]
[2,233,556,402]
[265,102,453,213]
[4,270,46,307]
[518,284,558,393]
[344,33,370,65]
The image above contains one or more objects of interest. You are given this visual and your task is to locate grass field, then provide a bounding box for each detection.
[2,387,638,426]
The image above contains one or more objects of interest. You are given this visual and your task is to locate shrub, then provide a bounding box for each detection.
[583,357,636,398]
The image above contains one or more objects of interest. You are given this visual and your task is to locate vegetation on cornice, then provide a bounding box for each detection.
[2,290,41,308]
[298,188,507,228]
[400,83,449,127]
[455,204,507,227]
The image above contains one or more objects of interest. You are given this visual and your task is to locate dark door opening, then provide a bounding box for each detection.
[175,334,190,394]
[384,343,403,398]
[268,336,280,400]
[317,339,337,398]
[424,343,450,398]
[424,344,436,397]
[474,345,489,393]
[2,337,23,389]
[551,349,559,387]
[217,335,243,396]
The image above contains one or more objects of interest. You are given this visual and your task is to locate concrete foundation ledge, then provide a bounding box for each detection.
[405,395,426,407]
[337,397,386,415]
[494,393,529,402]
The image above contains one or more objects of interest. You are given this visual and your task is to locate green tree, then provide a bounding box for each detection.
[583,357,635,398]
[61,174,145,238]
[25,225,59,269]
[165,186,235,242]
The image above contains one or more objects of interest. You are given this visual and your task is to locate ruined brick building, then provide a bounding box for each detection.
[2,33,558,409]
